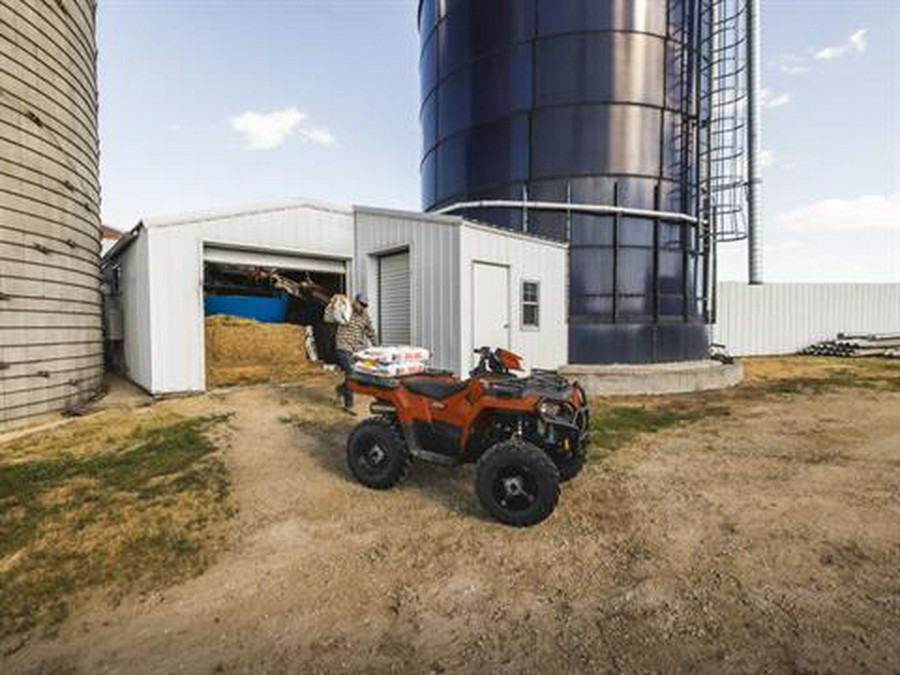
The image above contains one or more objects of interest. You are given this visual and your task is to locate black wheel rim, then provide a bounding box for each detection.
[491,465,539,512]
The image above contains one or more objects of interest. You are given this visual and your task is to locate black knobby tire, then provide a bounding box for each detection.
[347,417,411,490]
[556,407,590,482]
[476,440,560,527]
[554,443,587,482]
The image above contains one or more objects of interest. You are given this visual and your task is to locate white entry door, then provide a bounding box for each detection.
[379,251,411,345]
[472,262,510,362]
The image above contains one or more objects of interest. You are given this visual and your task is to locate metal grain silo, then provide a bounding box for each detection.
[419,0,736,364]
[1,0,103,423]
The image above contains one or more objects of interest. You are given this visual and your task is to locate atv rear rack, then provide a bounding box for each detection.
[349,369,454,390]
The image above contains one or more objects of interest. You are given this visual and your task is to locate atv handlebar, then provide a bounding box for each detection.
[471,346,509,377]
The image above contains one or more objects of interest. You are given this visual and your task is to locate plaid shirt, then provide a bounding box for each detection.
[335,309,377,353]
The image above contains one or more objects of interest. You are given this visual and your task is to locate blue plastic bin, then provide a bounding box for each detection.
[204,295,288,323]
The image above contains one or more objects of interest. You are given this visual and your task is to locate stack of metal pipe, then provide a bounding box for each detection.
[802,333,900,358]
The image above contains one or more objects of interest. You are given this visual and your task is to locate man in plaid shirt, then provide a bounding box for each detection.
[335,293,378,412]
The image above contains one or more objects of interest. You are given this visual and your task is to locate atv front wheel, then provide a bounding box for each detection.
[553,442,587,482]
[347,417,411,490]
[476,440,560,527]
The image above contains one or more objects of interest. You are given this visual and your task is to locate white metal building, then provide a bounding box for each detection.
[713,282,900,356]
[104,201,567,394]
[104,201,355,394]
[355,207,568,375]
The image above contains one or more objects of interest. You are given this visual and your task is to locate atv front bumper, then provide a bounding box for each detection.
[538,403,590,453]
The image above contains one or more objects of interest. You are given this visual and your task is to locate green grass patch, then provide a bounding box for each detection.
[754,371,894,395]
[589,404,730,461]
[0,415,233,640]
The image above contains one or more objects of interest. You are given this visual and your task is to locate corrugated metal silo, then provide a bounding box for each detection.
[1,0,103,423]
[418,0,724,365]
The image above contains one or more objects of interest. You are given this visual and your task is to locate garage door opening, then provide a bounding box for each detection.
[203,258,346,389]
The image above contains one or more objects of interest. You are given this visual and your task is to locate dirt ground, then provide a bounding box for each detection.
[3,360,900,674]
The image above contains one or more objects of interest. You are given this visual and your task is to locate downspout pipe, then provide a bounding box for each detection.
[747,0,764,284]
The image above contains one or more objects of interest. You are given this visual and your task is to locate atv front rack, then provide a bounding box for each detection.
[482,369,573,400]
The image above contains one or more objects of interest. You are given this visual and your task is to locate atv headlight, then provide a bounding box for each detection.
[537,400,559,417]
[538,400,572,419]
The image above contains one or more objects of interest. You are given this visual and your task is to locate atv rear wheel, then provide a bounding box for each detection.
[347,417,411,490]
[476,440,560,527]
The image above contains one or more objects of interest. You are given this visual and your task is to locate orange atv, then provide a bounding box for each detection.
[345,347,590,526]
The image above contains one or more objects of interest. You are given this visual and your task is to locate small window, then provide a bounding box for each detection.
[521,280,540,329]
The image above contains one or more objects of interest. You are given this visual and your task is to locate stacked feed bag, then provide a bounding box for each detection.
[353,346,431,377]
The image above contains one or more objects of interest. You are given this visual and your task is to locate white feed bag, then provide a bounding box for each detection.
[355,346,431,364]
[353,361,427,377]
[353,345,431,378]
[324,294,352,325]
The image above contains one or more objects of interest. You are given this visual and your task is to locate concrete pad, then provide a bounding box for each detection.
[560,360,743,396]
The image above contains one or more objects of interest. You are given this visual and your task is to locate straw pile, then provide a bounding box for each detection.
[205,315,314,388]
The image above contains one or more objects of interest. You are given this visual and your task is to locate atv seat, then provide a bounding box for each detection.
[402,377,468,400]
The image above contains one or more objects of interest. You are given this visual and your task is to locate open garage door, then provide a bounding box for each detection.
[203,245,347,275]
[202,245,348,386]
[379,251,411,345]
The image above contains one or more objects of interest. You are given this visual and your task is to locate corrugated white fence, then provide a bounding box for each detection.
[713,282,900,356]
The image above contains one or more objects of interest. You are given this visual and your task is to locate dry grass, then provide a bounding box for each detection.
[0,409,184,464]
[208,364,325,389]
[742,355,900,389]
[587,356,900,462]
[205,315,319,388]
[0,414,235,640]
[588,403,731,461]
[276,377,354,442]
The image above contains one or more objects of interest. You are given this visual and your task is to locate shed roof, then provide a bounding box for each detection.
[354,205,568,250]
[103,200,569,265]
[142,199,353,229]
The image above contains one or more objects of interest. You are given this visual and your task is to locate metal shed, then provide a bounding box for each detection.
[103,201,355,394]
[354,207,568,376]
[104,202,568,395]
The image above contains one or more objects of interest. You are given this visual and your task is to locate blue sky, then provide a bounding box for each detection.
[97,0,899,282]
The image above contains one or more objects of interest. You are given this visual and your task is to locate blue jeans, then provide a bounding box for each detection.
[335,349,354,407]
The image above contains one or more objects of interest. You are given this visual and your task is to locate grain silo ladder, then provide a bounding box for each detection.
[700,0,751,243]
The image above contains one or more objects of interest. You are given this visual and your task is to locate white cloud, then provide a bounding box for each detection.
[814,28,868,60]
[760,88,791,109]
[776,194,900,232]
[779,64,810,75]
[849,28,868,53]
[297,126,336,146]
[776,53,811,75]
[758,150,794,171]
[230,107,335,150]
[231,108,304,150]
